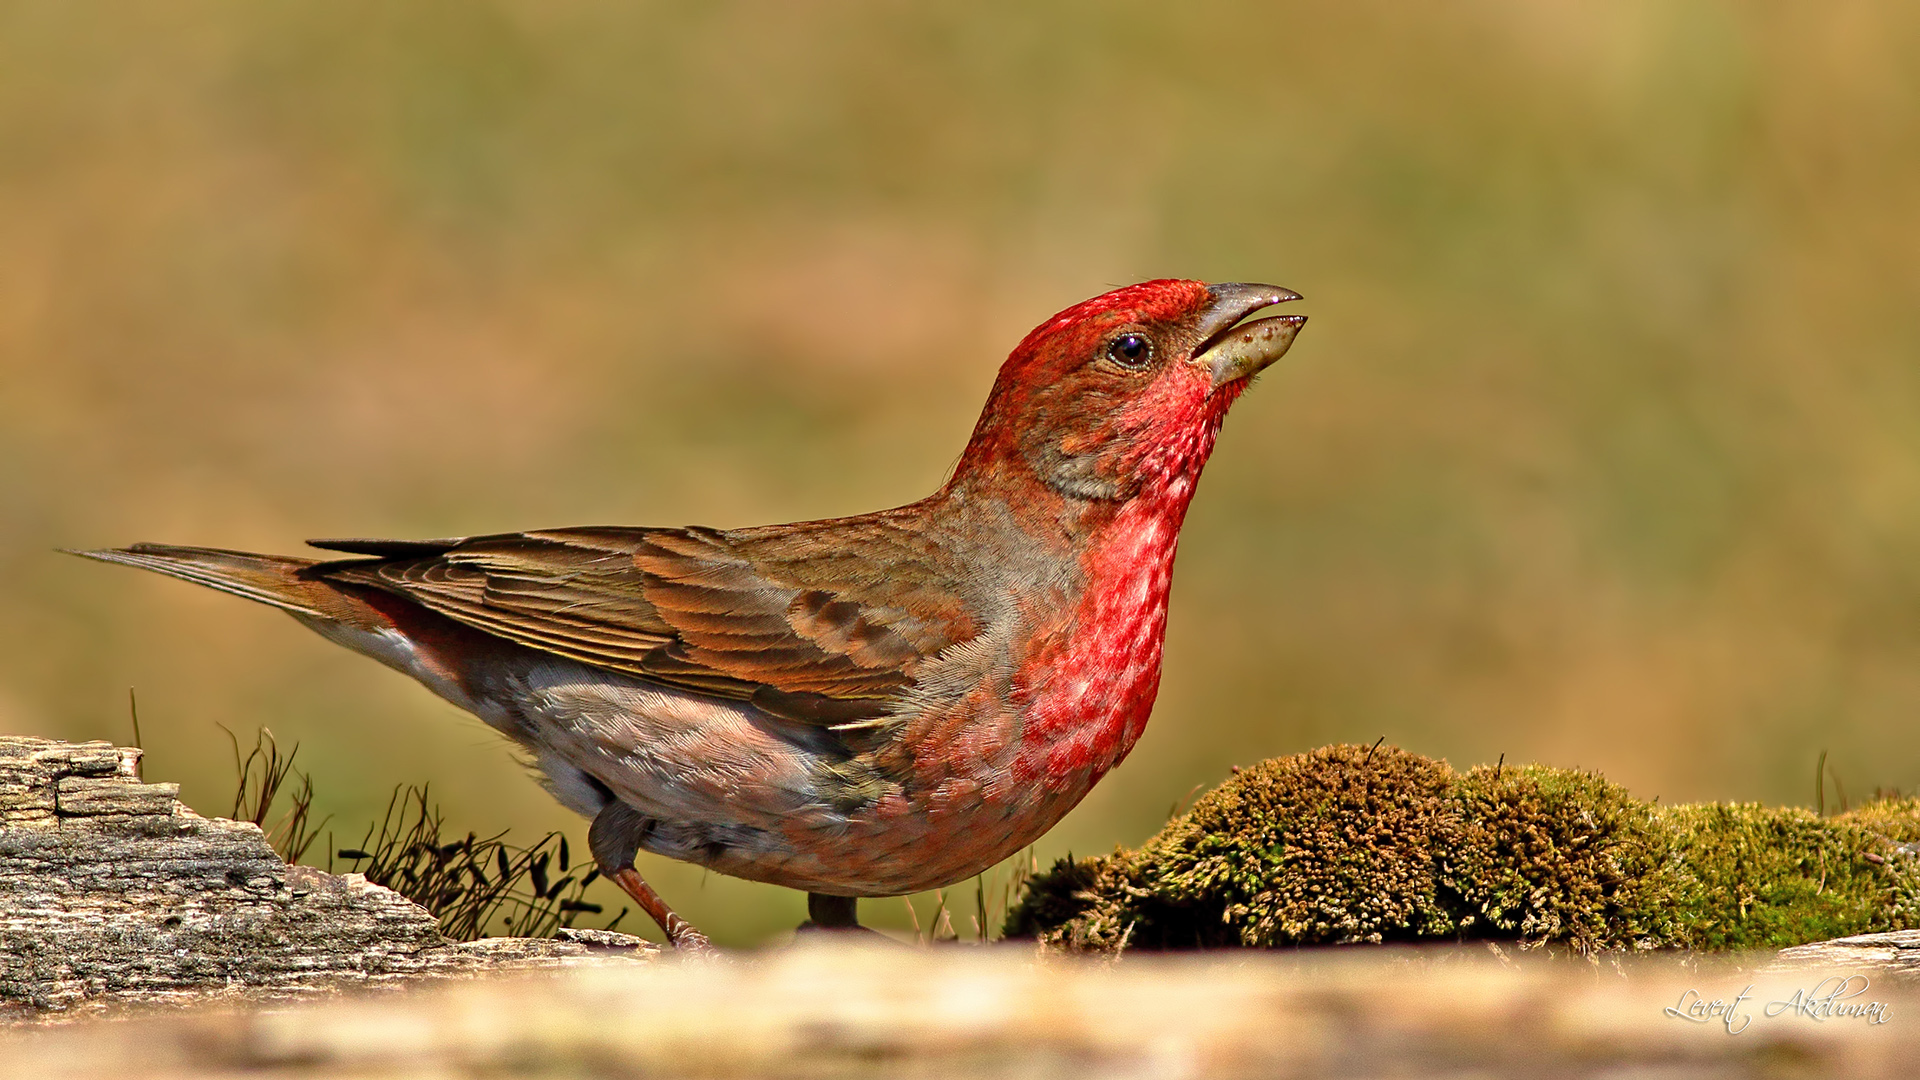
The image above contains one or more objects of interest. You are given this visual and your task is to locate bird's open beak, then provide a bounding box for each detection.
[1192,282,1306,390]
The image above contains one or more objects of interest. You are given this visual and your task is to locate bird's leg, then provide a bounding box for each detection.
[794,891,898,941]
[796,893,896,943]
[588,800,711,952]
[804,893,861,930]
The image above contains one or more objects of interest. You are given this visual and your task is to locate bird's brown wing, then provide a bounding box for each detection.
[309,523,976,724]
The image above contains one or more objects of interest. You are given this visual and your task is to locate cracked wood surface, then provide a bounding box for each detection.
[0,735,651,1014]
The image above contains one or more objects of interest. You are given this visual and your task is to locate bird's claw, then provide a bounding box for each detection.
[667,923,714,953]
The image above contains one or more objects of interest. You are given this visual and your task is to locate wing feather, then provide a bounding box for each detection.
[315,522,974,723]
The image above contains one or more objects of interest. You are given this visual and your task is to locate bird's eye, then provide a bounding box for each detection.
[1107,333,1153,369]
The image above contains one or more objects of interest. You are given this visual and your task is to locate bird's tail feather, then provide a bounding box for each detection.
[65,544,333,619]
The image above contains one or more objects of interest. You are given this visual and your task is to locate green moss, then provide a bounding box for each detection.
[1000,850,1149,953]
[1657,803,1920,950]
[1449,763,1674,951]
[1007,744,1920,954]
[1144,744,1460,947]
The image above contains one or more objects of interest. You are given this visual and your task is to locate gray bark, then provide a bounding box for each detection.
[1769,930,1920,978]
[0,736,651,1014]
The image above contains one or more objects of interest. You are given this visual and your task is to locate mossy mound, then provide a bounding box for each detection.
[1446,762,1675,950]
[1005,744,1920,953]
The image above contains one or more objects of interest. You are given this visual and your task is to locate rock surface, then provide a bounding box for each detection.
[0,736,652,1014]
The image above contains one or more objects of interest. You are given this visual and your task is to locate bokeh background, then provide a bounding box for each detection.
[5,1,1920,945]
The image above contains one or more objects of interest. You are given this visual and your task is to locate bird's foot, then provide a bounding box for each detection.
[795,920,894,942]
[609,866,712,953]
[665,921,714,953]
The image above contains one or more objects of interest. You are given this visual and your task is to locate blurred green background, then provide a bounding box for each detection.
[5,1,1920,945]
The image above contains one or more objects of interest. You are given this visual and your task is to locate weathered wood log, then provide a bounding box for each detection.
[5,945,1920,1078]
[0,736,652,1014]
[1770,930,1920,978]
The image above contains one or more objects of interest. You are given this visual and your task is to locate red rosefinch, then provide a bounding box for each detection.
[75,279,1305,949]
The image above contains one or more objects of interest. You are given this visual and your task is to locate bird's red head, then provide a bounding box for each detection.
[952,279,1305,503]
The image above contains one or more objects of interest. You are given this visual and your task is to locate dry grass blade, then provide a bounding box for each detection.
[333,784,628,941]
[902,846,1038,944]
[223,726,327,864]
[222,726,626,941]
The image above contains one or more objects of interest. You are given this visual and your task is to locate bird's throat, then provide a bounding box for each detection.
[1008,460,1203,793]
